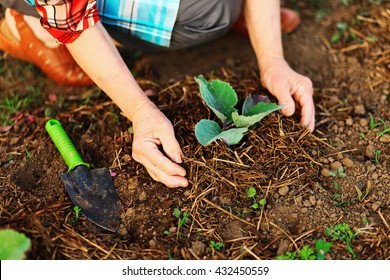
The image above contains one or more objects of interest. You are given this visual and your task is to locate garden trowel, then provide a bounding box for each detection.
[45,119,122,232]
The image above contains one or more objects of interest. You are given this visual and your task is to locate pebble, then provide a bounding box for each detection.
[330,161,343,171]
[138,191,147,201]
[278,186,290,196]
[359,118,368,127]
[365,145,376,158]
[303,200,311,207]
[354,105,366,115]
[372,173,379,180]
[346,118,353,126]
[321,168,331,177]
[379,134,390,143]
[342,158,354,168]
[371,201,381,212]
[191,241,206,257]
[309,196,316,206]
[149,239,157,248]
[169,227,177,234]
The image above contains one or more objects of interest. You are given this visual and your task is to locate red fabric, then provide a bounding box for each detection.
[34,0,100,44]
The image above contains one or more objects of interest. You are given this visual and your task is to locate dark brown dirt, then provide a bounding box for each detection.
[1,0,389,260]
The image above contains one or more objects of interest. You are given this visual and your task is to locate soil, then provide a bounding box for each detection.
[1,0,389,260]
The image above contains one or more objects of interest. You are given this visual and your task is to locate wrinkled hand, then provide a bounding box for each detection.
[260,58,315,132]
[131,100,189,188]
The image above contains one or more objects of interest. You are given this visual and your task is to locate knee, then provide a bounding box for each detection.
[170,0,244,49]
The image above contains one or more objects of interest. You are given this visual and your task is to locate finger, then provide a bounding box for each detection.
[137,143,188,187]
[272,82,295,117]
[144,89,155,96]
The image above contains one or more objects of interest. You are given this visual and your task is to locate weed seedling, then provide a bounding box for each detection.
[325,223,358,259]
[25,146,33,161]
[329,167,347,190]
[71,206,82,224]
[247,187,266,209]
[210,241,223,251]
[173,207,190,231]
[277,239,332,260]
[372,149,381,164]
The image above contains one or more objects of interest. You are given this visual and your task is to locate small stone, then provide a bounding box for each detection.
[149,239,157,248]
[359,118,368,127]
[379,134,390,143]
[191,241,206,257]
[365,145,376,158]
[122,154,132,162]
[309,196,316,206]
[303,200,311,207]
[321,168,331,177]
[372,173,379,180]
[169,227,177,234]
[342,158,354,168]
[330,161,343,171]
[278,186,290,196]
[138,191,147,201]
[371,201,381,212]
[346,118,353,126]
[354,105,366,115]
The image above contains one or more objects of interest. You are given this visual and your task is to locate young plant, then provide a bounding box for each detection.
[173,207,190,231]
[247,187,266,209]
[329,167,347,190]
[210,241,223,251]
[71,205,82,224]
[0,229,31,260]
[325,223,358,259]
[277,239,332,260]
[194,75,283,146]
[372,149,381,164]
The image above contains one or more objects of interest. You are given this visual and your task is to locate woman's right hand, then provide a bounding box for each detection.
[130,100,189,188]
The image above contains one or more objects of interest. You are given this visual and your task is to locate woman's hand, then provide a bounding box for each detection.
[260,58,315,132]
[131,100,189,188]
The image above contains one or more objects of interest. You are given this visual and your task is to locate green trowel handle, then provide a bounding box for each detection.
[45,119,90,171]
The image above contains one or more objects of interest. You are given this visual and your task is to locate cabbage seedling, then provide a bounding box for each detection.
[194,75,283,146]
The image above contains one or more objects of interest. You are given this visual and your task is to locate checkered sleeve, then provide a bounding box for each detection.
[34,0,100,44]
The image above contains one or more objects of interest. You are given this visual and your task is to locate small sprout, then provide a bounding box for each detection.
[247,187,266,209]
[372,150,381,164]
[210,241,223,251]
[25,146,33,161]
[325,223,358,259]
[71,206,82,224]
[173,208,190,231]
[358,132,365,139]
[329,168,346,190]
[316,239,332,260]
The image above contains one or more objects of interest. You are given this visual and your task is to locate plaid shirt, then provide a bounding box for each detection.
[29,0,180,47]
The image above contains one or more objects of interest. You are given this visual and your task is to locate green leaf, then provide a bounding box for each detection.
[232,103,282,128]
[194,75,238,124]
[195,119,248,146]
[247,186,257,198]
[0,229,31,260]
[242,94,281,116]
[173,208,181,219]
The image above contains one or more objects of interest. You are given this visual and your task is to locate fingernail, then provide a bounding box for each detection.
[174,154,183,164]
[283,106,294,116]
